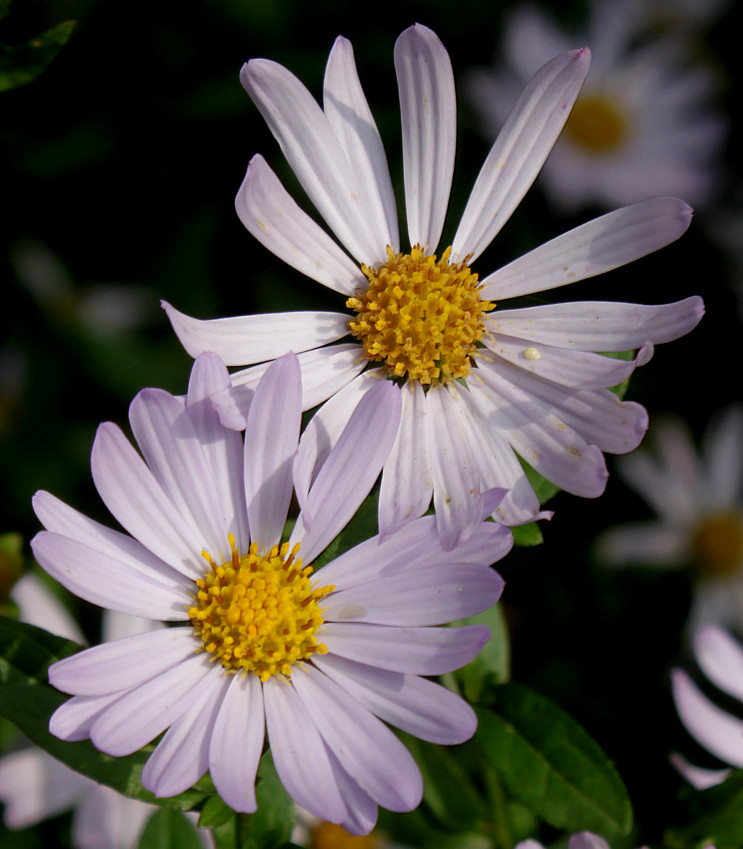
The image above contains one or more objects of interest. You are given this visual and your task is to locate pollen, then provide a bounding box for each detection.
[347,245,495,385]
[188,536,334,682]
[690,512,743,577]
[564,94,627,153]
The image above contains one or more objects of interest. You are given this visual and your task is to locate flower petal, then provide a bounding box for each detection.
[292,380,401,563]
[11,573,85,644]
[480,197,693,300]
[31,532,187,621]
[292,665,422,812]
[694,626,743,703]
[210,673,265,814]
[489,297,705,351]
[236,155,366,296]
[49,628,197,696]
[452,48,590,262]
[141,672,229,798]
[244,354,302,549]
[672,668,743,767]
[324,37,398,252]
[395,24,456,249]
[669,751,730,790]
[595,521,687,567]
[324,751,379,836]
[90,422,206,579]
[323,622,491,675]
[323,563,504,626]
[90,654,214,757]
[315,653,477,744]
[379,380,433,536]
[50,692,123,742]
[240,59,379,264]
[163,301,350,366]
[263,676,348,823]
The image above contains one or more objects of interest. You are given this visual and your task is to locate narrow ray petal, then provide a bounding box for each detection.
[49,692,123,742]
[694,627,743,703]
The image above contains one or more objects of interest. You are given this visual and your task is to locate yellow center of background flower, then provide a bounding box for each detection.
[309,821,381,849]
[691,512,743,577]
[188,538,333,682]
[347,245,494,385]
[564,94,626,153]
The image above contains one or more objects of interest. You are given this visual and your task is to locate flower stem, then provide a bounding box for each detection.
[484,766,513,849]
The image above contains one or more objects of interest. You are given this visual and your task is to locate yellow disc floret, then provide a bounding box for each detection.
[691,512,743,577]
[188,537,334,682]
[347,245,495,385]
[564,94,627,153]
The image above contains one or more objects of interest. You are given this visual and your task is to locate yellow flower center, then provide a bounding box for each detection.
[347,245,495,385]
[188,536,334,682]
[691,512,743,577]
[564,94,627,153]
[309,822,381,849]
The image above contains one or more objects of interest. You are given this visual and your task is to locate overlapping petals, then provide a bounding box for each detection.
[165,23,703,549]
[37,352,511,835]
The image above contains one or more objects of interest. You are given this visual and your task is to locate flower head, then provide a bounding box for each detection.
[164,24,702,549]
[32,352,510,835]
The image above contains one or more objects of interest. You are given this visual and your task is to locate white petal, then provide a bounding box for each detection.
[703,405,743,509]
[594,522,688,567]
[263,676,348,823]
[324,37,398,252]
[244,354,301,549]
[90,422,206,579]
[31,532,188,621]
[210,673,265,814]
[427,386,483,550]
[694,626,743,703]
[141,672,228,798]
[11,573,85,644]
[481,197,693,300]
[72,784,158,849]
[324,751,379,836]
[50,692,123,742]
[90,654,215,756]
[292,665,422,812]
[163,301,350,366]
[569,834,611,849]
[452,49,590,262]
[236,155,366,296]
[379,381,433,536]
[489,297,705,351]
[186,353,250,550]
[323,622,491,675]
[672,668,743,767]
[395,24,456,249]
[230,343,367,413]
[315,653,477,744]
[292,380,401,563]
[240,59,379,264]
[49,628,197,696]
[669,751,730,790]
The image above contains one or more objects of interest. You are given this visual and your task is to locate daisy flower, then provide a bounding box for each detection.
[31,352,510,836]
[671,626,743,790]
[518,834,652,849]
[465,1,726,212]
[164,24,703,549]
[0,576,200,849]
[596,406,743,633]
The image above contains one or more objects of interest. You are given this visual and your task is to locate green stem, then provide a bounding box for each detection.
[484,766,513,849]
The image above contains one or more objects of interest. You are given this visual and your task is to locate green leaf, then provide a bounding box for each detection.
[455,605,510,702]
[520,461,561,508]
[475,683,632,836]
[511,522,544,547]
[312,488,379,571]
[198,793,235,829]
[665,770,743,849]
[136,808,204,849]
[0,616,208,811]
[0,20,76,92]
[235,751,294,849]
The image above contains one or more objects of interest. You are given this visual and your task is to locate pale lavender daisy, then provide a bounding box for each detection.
[31,352,510,836]
[164,24,703,549]
[597,406,743,633]
[465,1,726,212]
[518,834,653,849]
[672,626,743,790]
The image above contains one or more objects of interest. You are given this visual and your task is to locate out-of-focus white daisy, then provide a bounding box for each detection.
[32,352,511,836]
[517,834,653,849]
[0,575,196,849]
[164,24,702,549]
[597,406,743,633]
[671,625,743,790]
[466,1,726,212]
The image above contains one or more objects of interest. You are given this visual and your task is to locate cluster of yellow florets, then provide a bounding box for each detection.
[188,538,333,682]
[347,245,495,385]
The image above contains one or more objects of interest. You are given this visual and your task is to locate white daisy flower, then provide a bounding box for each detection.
[517,832,652,849]
[671,625,743,790]
[465,1,726,212]
[597,406,743,633]
[164,24,702,549]
[0,576,201,849]
[31,352,510,836]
